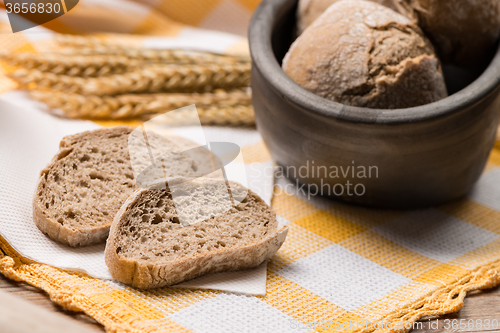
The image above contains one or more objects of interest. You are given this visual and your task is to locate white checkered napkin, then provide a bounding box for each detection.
[153,171,500,332]
[4,90,500,330]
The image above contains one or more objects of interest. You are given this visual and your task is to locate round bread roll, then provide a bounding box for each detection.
[405,0,500,65]
[283,0,448,109]
[296,0,409,34]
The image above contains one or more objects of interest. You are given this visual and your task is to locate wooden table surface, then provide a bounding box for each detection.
[1,273,499,332]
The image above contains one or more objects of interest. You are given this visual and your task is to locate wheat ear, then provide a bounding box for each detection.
[29,90,254,125]
[55,34,249,64]
[10,63,251,95]
[0,53,132,77]
[0,48,249,77]
[58,47,251,64]
[55,34,250,62]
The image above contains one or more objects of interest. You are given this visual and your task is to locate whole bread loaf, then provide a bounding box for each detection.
[33,126,210,247]
[297,0,500,65]
[404,0,500,65]
[283,0,447,109]
[105,178,288,289]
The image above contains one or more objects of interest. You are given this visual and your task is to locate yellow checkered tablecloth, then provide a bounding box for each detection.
[1,1,500,332]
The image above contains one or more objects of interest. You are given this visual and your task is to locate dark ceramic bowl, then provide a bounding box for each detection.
[249,0,500,209]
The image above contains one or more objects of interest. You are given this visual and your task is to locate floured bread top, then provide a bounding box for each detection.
[296,0,410,34]
[283,0,448,109]
[296,0,500,65]
[404,0,500,65]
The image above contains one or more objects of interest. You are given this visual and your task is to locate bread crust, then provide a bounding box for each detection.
[32,196,110,247]
[105,185,288,289]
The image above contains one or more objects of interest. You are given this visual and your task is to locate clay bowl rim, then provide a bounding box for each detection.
[249,0,500,125]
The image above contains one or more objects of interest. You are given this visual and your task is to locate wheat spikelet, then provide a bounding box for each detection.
[29,90,254,125]
[195,104,255,126]
[59,47,251,64]
[55,35,250,64]
[0,53,132,77]
[0,48,249,77]
[10,63,251,95]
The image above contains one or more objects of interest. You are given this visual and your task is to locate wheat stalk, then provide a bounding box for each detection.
[10,63,251,95]
[29,90,254,125]
[0,48,249,77]
[0,53,132,77]
[58,47,251,64]
[195,104,255,126]
[55,35,249,64]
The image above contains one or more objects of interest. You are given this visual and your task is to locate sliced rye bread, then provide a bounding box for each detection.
[105,178,288,289]
[33,126,212,247]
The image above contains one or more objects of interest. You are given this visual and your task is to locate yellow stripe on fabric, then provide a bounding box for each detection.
[319,312,365,333]
[156,0,222,26]
[235,0,262,11]
[272,191,320,222]
[439,199,500,234]
[488,144,500,166]
[267,253,293,273]
[14,42,38,54]
[264,272,349,331]
[21,265,116,296]
[340,231,440,279]
[121,288,217,333]
[414,264,469,286]
[87,290,192,332]
[241,141,271,163]
[90,290,165,320]
[323,203,405,229]
[130,288,218,314]
[132,11,184,36]
[39,19,80,34]
[293,211,366,244]
[278,223,333,262]
[267,223,334,271]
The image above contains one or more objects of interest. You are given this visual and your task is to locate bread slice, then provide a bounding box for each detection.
[33,126,212,247]
[105,178,288,289]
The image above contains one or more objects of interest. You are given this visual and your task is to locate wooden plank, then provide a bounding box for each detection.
[0,287,99,333]
[0,274,104,332]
